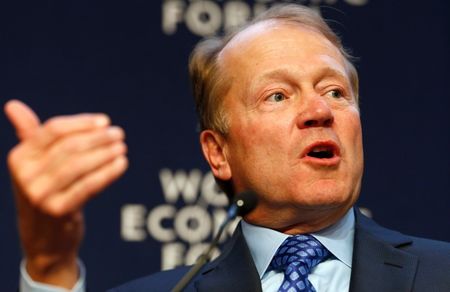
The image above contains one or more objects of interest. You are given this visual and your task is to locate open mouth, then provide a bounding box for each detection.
[307,146,335,159]
[302,141,340,161]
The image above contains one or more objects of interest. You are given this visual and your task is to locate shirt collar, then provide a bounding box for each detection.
[241,208,355,278]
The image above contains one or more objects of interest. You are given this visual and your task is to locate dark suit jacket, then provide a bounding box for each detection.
[110,209,450,291]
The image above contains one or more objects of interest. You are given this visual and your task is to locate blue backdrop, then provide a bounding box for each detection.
[1,0,449,290]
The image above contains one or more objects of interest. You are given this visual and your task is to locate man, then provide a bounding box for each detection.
[6,4,450,292]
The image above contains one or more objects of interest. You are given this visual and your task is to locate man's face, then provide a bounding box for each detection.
[203,21,363,233]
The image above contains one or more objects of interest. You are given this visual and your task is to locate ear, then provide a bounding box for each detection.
[200,130,232,181]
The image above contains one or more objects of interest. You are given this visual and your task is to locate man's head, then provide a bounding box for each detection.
[190,4,359,135]
[190,4,364,233]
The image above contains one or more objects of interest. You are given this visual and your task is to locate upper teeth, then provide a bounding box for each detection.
[311,146,330,152]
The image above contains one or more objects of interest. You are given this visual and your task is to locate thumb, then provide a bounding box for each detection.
[4,100,41,140]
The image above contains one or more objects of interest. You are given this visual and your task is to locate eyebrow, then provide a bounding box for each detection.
[257,66,349,84]
[315,67,350,84]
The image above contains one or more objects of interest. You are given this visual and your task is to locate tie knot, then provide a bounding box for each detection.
[270,234,330,273]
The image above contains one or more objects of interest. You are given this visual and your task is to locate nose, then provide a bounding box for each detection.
[296,96,334,129]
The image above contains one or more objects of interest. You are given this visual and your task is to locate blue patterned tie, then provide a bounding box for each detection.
[270,234,330,292]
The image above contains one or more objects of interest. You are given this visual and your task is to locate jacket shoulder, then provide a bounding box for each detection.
[355,209,450,289]
[356,209,450,263]
[405,235,450,269]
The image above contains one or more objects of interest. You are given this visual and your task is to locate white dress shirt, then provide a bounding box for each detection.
[241,208,355,292]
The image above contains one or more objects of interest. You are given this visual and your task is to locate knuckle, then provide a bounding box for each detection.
[16,168,35,185]
[27,185,47,205]
[7,148,20,170]
[44,202,66,218]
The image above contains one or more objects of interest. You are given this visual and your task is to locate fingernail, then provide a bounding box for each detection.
[95,115,110,127]
[108,127,123,139]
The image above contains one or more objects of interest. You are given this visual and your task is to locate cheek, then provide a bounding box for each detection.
[234,114,291,148]
[340,111,364,170]
[226,116,292,177]
[340,109,362,144]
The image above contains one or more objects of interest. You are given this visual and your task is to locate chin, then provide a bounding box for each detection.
[292,182,354,208]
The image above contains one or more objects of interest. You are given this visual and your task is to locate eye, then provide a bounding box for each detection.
[267,92,286,102]
[327,89,343,99]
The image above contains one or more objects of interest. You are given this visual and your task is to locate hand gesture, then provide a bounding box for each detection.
[5,100,128,288]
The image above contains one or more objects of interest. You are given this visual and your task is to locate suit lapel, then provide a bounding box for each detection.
[194,223,262,292]
[350,209,418,292]
[191,209,420,292]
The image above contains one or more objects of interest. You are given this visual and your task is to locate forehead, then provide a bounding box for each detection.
[218,20,347,80]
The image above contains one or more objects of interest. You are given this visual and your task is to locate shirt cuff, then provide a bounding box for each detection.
[20,259,86,292]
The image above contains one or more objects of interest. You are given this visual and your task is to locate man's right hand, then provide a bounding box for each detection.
[4,100,128,289]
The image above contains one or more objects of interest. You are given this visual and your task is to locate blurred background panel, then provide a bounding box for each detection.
[0,0,449,290]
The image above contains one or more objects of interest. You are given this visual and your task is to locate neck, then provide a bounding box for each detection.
[244,205,353,235]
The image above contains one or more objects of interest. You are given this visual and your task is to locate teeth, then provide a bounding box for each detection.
[311,146,330,152]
